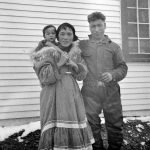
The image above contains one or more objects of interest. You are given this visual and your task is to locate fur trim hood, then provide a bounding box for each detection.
[30,41,81,65]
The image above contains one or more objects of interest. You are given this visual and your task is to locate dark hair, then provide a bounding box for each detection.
[88,12,106,23]
[42,24,56,38]
[56,22,78,41]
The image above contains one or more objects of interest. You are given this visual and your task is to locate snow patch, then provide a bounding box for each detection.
[0,121,40,141]
[136,124,144,129]
[17,136,23,142]
[123,116,150,123]
[20,121,40,138]
[141,142,145,145]
[123,139,128,145]
[136,128,142,132]
[136,124,144,132]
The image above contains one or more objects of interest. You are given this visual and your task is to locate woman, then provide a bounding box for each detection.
[32,23,94,150]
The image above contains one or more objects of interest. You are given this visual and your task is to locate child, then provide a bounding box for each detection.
[32,24,66,67]
[35,24,57,52]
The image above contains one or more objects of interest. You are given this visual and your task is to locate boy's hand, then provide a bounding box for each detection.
[101,72,113,83]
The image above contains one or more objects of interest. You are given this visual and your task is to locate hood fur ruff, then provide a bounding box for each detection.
[30,41,81,65]
[30,47,56,65]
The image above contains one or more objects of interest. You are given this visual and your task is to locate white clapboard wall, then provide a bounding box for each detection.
[120,63,150,116]
[0,0,150,125]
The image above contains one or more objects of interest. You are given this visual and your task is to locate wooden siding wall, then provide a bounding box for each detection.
[120,63,150,116]
[0,0,149,125]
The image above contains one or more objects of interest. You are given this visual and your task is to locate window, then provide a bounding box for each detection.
[121,0,150,62]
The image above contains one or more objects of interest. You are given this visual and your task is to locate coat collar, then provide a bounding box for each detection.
[88,34,111,44]
[58,43,73,53]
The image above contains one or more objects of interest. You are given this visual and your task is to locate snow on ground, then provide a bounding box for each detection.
[0,121,40,141]
[141,142,145,146]
[136,124,144,132]
[0,116,150,142]
[123,139,128,145]
[123,116,150,123]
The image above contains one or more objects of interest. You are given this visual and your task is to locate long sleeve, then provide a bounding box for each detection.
[74,53,88,81]
[33,59,57,86]
[34,40,45,52]
[110,46,128,82]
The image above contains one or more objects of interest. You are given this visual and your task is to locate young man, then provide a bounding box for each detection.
[79,12,128,150]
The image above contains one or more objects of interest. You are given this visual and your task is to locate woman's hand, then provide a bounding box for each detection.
[66,59,78,72]
[57,52,69,67]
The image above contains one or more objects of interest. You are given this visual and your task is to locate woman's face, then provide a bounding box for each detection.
[58,27,74,47]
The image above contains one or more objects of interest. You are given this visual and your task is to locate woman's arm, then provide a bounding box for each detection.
[72,53,88,81]
[33,59,58,86]
[31,47,61,86]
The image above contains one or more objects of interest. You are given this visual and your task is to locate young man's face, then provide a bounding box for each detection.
[44,27,56,42]
[89,19,106,39]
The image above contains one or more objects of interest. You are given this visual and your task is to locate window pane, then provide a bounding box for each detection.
[128,8,137,22]
[128,39,138,53]
[139,9,149,23]
[140,39,150,53]
[128,24,137,37]
[138,0,148,8]
[139,24,150,37]
[127,0,136,7]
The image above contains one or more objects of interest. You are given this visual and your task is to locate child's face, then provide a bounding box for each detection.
[89,19,106,39]
[44,27,56,42]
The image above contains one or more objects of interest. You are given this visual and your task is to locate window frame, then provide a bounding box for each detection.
[121,0,150,62]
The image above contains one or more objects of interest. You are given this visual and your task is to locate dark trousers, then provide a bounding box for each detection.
[81,83,123,150]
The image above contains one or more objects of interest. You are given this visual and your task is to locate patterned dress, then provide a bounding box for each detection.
[31,42,94,150]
